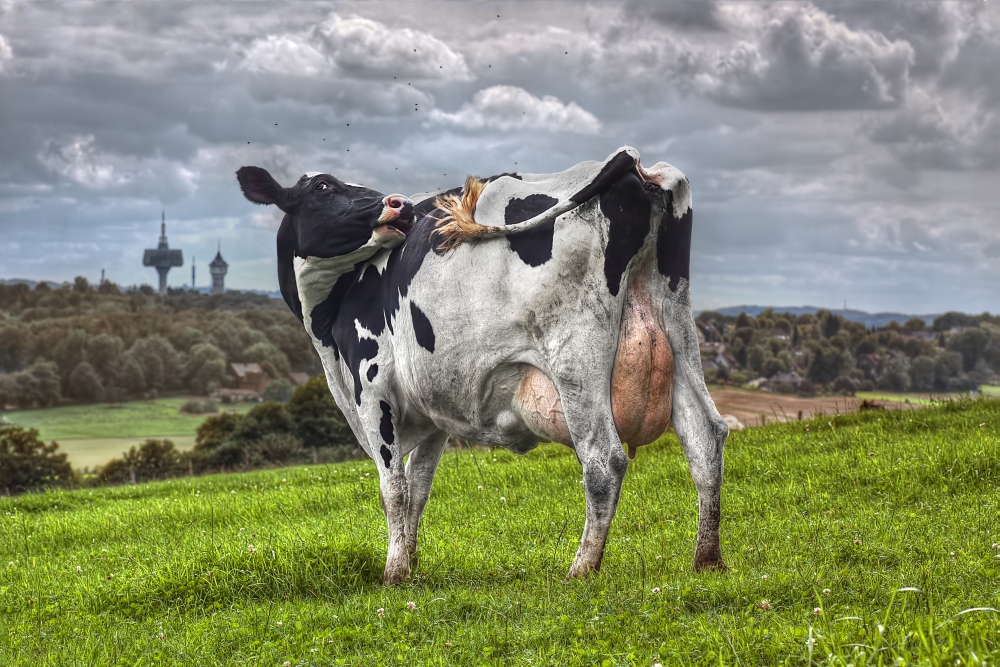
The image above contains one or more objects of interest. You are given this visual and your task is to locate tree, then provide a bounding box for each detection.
[194,412,243,451]
[287,376,354,449]
[904,318,926,332]
[99,439,186,485]
[878,355,911,392]
[909,355,937,392]
[119,353,146,395]
[0,425,74,495]
[85,334,124,382]
[53,329,88,384]
[245,341,291,377]
[947,328,988,372]
[72,276,91,293]
[820,311,841,339]
[186,343,228,395]
[734,312,755,330]
[230,402,295,446]
[67,361,104,402]
[933,312,974,332]
[807,343,844,385]
[6,361,62,408]
[0,326,29,373]
[262,379,294,403]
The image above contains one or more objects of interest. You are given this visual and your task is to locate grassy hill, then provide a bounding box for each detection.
[1,399,999,665]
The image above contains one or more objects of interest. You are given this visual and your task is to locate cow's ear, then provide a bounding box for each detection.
[237,166,288,208]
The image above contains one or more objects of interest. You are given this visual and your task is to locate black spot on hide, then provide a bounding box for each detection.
[409,301,436,352]
[655,190,692,292]
[379,444,393,468]
[569,150,638,204]
[379,400,395,445]
[601,171,650,296]
[311,266,363,354]
[366,363,379,382]
[504,194,558,266]
[334,265,385,405]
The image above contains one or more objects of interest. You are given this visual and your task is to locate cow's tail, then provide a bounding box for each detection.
[432,176,583,252]
[431,177,501,252]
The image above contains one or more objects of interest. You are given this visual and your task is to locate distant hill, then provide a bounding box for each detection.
[700,305,940,329]
[1,278,60,289]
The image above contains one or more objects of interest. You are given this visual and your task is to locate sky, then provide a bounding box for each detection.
[0,0,997,314]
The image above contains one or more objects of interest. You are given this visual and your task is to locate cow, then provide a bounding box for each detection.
[236,147,728,584]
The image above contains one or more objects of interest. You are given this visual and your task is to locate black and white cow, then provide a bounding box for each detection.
[236,148,728,584]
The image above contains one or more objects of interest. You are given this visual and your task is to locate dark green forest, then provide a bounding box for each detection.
[0,278,319,408]
[695,308,1000,394]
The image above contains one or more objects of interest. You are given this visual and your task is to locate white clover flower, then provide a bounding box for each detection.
[813,607,823,616]
[276,621,282,627]
[500,496,507,503]
[760,574,768,581]
[377,607,385,617]
[650,587,660,594]
[822,588,831,596]
[406,601,416,610]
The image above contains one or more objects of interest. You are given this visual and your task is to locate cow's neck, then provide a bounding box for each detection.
[293,234,392,352]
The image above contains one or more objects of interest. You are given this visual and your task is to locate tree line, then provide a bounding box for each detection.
[695,309,1000,394]
[0,278,319,407]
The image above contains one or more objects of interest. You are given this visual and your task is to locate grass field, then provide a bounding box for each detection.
[2,399,999,665]
[2,398,253,469]
[982,385,1000,397]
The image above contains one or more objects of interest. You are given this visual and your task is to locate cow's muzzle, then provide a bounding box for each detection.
[377,195,415,230]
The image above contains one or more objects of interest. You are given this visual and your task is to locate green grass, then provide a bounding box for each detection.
[2,398,254,468]
[2,397,253,441]
[2,399,999,665]
[982,385,1000,397]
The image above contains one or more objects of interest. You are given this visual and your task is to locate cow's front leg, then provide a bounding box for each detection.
[662,281,728,572]
[567,424,629,579]
[374,401,410,584]
[403,431,448,570]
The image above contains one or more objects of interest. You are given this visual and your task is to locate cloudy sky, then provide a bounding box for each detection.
[0,1,997,314]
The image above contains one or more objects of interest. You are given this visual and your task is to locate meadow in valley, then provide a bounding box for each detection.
[1,398,998,666]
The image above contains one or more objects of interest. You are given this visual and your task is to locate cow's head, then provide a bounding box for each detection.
[236,166,415,258]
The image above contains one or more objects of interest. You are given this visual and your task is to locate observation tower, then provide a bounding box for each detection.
[142,211,183,295]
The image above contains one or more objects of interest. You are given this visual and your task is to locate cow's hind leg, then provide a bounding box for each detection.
[662,282,729,571]
[403,431,448,569]
[567,420,629,579]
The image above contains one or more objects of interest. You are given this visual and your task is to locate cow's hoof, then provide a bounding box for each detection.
[694,556,728,573]
[383,568,410,585]
[565,562,600,581]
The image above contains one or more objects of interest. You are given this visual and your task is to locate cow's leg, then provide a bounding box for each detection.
[566,428,628,579]
[373,401,410,585]
[403,431,448,569]
[662,281,729,571]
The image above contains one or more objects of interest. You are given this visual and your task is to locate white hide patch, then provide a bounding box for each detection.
[641,161,693,219]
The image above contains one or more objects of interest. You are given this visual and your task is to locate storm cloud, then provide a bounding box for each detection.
[0,0,997,314]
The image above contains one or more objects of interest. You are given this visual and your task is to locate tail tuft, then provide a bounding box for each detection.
[431,176,501,252]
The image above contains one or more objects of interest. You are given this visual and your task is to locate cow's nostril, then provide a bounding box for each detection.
[388,197,403,209]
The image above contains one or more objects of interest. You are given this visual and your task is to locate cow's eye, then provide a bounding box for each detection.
[316,183,328,191]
